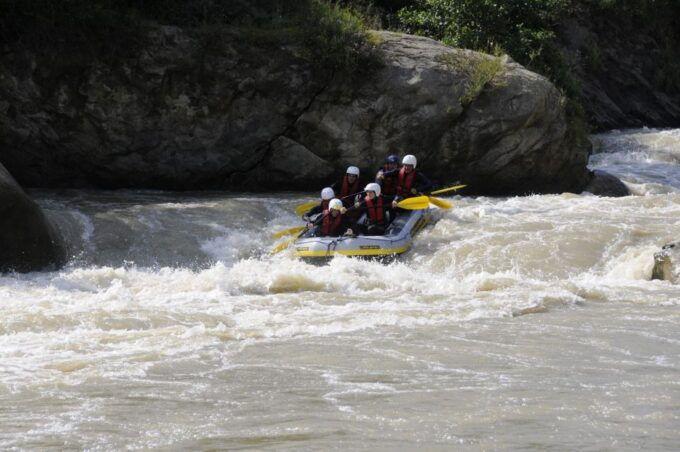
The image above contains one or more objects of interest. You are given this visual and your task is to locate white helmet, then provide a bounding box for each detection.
[329,198,343,211]
[364,182,381,197]
[402,154,417,168]
[321,187,335,200]
[346,166,360,176]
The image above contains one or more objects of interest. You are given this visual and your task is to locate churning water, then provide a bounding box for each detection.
[1,129,679,449]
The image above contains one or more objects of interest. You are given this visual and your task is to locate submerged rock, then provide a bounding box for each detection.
[0,163,66,272]
[582,170,630,197]
[0,27,600,194]
[652,242,679,283]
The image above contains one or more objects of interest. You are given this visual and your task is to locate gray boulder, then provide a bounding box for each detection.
[0,27,600,195]
[582,170,630,197]
[0,162,66,272]
[294,32,591,195]
[652,242,679,283]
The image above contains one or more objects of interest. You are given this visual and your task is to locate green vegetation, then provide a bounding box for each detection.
[460,56,505,106]
[2,0,678,122]
[300,1,380,78]
[0,0,379,79]
[0,0,144,61]
[391,0,680,132]
[392,0,680,93]
[396,0,576,102]
[584,0,680,95]
[442,54,506,107]
[397,0,567,63]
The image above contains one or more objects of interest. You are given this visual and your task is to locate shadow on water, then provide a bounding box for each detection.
[28,189,313,270]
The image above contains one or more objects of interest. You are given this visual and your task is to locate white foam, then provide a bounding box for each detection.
[2,129,680,395]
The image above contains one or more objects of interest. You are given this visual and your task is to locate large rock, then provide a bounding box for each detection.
[293,32,592,195]
[582,170,630,197]
[652,242,680,283]
[559,17,680,130]
[0,162,66,272]
[0,27,598,195]
[0,26,325,190]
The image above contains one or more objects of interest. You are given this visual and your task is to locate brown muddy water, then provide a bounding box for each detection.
[1,129,679,449]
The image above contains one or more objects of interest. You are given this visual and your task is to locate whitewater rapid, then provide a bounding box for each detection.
[1,128,679,449]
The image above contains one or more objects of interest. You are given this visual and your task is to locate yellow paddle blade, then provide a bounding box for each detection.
[272,226,306,240]
[396,196,430,210]
[272,239,296,254]
[295,200,318,217]
[430,184,467,195]
[428,196,452,209]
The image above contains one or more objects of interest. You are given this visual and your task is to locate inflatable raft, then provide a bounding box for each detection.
[293,208,436,260]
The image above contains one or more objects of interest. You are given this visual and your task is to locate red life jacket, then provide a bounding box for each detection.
[381,164,397,196]
[321,199,329,211]
[321,210,343,236]
[397,167,417,198]
[340,175,360,198]
[365,195,385,225]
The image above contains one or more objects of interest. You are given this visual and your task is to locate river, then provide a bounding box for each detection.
[1,129,679,449]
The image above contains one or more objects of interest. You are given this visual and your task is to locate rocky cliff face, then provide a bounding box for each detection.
[0,27,597,195]
[559,16,680,130]
[0,163,66,272]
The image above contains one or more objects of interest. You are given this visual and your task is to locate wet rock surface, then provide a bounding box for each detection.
[652,242,679,283]
[0,163,66,272]
[1,27,604,195]
[559,17,680,130]
[582,170,630,197]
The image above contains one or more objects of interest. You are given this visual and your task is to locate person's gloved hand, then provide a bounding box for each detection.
[340,207,347,214]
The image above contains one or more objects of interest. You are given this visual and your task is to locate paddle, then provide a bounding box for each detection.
[392,196,431,210]
[272,209,339,254]
[427,196,453,209]
[294,184,463,218]
[397,185,465,210]
[272,238,297,254]
[423,183,466,209]
[294,190,367,218]
[430,184,466,195]
[272,225,306,239]
[294,200,319,217]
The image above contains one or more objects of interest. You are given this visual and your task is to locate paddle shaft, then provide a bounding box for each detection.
[430,184,466,195]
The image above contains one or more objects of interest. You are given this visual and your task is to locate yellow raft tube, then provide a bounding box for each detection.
[293,208,436,259]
